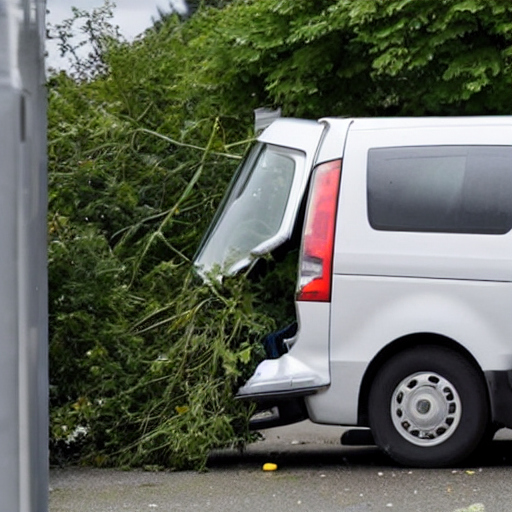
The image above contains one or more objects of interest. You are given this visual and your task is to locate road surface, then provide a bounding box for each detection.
[50,422,512,512]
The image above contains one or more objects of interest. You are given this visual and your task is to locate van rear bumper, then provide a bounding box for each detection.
[236,355,329,397]
[485,370,512,428]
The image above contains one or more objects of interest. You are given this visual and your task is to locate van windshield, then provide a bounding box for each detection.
[195,143,297,275]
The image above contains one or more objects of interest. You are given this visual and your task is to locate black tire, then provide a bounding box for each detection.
[368,345,489,468]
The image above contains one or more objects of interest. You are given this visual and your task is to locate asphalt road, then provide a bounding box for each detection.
[50,422,512,512]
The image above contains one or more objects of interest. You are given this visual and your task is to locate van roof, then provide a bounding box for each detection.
[258,116,512,166]
[321,116,512,131]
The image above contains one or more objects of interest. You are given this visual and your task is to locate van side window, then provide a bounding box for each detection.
[367,146,512,234]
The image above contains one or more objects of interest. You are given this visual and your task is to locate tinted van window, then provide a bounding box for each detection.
[367,146,512,234]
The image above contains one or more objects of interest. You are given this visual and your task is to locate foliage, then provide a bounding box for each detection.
[48,0,511,470]
[47,55,274,468]
[50,249,271,469]
[194,0,512,117]
[48,0,123,81]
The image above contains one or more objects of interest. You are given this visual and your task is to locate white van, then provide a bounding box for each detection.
[195,116,512,467]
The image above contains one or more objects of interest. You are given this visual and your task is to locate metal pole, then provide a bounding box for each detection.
[0,1,48,511]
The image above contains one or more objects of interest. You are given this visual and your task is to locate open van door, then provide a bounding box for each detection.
[194,119,325,276]
[194,118,353,428]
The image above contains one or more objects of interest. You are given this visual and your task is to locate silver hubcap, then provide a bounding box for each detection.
[391,371,461,447]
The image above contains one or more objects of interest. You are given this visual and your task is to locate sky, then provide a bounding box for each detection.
[46,0,186,69]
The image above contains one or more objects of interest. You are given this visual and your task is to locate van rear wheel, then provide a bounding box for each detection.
[368,346,489,467]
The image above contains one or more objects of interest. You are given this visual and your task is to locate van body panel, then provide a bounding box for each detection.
[289,301,331,383]
[314,118,352,163]
[330,275,512,372]
[326,275,512,423]
[305,361,365,424]
[237,301,331,398]
[305,275,512,426]
[333,121,512,280]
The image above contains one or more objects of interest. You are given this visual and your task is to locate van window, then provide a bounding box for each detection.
[367,146,512,234]
[195,143,297,274]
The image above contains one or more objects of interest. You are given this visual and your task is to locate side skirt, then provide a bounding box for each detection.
[485,370,512,428]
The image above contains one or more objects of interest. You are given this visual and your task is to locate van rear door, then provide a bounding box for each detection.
[194,119,325,276]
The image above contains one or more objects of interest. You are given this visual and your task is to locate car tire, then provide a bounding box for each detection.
[368,345,489,467]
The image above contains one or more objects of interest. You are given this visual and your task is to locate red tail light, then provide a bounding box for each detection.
[297,159,342,302]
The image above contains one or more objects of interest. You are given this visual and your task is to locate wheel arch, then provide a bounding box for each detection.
[357,332,489,426]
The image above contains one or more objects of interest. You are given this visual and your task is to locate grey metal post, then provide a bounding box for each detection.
[0,1,48,511]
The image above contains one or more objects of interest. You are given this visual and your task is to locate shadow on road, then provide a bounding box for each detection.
[208,444,387,469]
[207,433,512,471]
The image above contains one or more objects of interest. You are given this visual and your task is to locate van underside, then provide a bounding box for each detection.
[248,397,309,430]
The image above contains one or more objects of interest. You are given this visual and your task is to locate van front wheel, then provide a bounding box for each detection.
[368,346,489,467]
